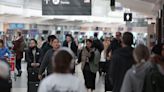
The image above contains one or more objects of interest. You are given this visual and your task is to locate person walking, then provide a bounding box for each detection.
[110,32,135,92]
[38,38,60,80]
[81,39,100,92]
[38,47,86,92]
[39,35,56,63]
[63,34,78,56]
[93,33,104,53]
[142,44,164,92]
[12,31,25,77]
[0,39,11,61]
[99,37,111,76]
[107,32,122,54]
[25,39,41,92]
[25,39,41,70]
[121,44,152,92]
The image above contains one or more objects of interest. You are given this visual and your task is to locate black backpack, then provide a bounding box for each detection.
[143,64,164,92]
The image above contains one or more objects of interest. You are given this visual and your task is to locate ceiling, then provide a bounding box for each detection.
[0,0,162,26]
[117,0,163,16]
[0,0,162,16]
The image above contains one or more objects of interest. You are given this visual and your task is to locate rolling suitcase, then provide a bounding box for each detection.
[28,81,40,92]
[28,68,40,82]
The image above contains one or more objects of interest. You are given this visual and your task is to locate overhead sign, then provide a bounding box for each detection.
[42,0,92,15]
[124,13,132,21]
[9,23,24,29]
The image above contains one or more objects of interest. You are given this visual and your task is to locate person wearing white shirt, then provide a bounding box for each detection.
[99,37,111,76]
[38,47,86,92]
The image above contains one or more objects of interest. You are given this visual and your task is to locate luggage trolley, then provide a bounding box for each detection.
[9,54,17,81]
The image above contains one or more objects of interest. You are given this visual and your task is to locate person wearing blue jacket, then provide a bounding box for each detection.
[0,39,11,61]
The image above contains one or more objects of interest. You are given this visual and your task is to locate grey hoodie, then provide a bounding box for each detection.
[121,61,152,92]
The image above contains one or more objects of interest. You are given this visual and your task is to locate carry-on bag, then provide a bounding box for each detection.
[27,68,40,82]
[28,81,39,92]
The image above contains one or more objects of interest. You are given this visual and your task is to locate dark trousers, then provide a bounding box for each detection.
[16,59,22,72]
[99,62,110,75]
[83,63,96,90]
[99,62,106,75]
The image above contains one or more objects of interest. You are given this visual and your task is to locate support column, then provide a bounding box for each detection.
[147,23,156,49]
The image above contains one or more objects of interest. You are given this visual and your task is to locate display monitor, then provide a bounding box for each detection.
[42,30,49,34]
[104,32,107,35]
[64,31,69,35]
[22,30,28,34]
[74,32,79,35]
[80,32,85,35]
[56,31,61,34]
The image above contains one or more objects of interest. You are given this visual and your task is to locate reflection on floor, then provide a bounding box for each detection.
[12,62,112,92]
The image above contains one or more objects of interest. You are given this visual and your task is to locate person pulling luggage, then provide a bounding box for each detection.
[25,39,41,92]
[26,39,41,70]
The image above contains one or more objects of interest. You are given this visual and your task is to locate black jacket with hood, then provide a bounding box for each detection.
[110,46,134,92]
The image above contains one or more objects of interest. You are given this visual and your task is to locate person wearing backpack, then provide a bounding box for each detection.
[142,44,164,92]
[121,44,152,92]
[12,31,25,77]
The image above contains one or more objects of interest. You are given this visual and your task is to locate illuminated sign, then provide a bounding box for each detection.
[124,13,132,21]
[42,0,91,15]
[9,23,24,29]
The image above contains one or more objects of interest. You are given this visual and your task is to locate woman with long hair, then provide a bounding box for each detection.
[81,39,100,92]
[99,37,111,76]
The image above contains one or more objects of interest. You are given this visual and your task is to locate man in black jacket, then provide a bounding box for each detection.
[25,39,41,70]
[107,32,122,55]
[38,38,60,80]
[63,34,78,56]
[39,35,56,63]
[93,33,104,53]
[110,32,135,92]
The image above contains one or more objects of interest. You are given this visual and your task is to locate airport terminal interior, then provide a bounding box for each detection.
[0,0,164,92]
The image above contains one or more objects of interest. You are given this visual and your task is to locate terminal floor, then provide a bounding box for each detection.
[12,62,112,92]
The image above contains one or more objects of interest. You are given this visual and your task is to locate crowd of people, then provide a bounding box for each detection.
[0,31,164,92]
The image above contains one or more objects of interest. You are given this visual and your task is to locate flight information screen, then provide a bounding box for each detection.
[42,0,91,15]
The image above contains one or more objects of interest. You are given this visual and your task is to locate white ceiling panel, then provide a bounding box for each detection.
[141,0,158,3]
[116,0,161,16]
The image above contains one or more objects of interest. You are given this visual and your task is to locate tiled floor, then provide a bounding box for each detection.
[12,62,112,92]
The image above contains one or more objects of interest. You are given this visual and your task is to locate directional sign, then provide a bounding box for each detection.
[124,13,132,21]
[42,0,92,15]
